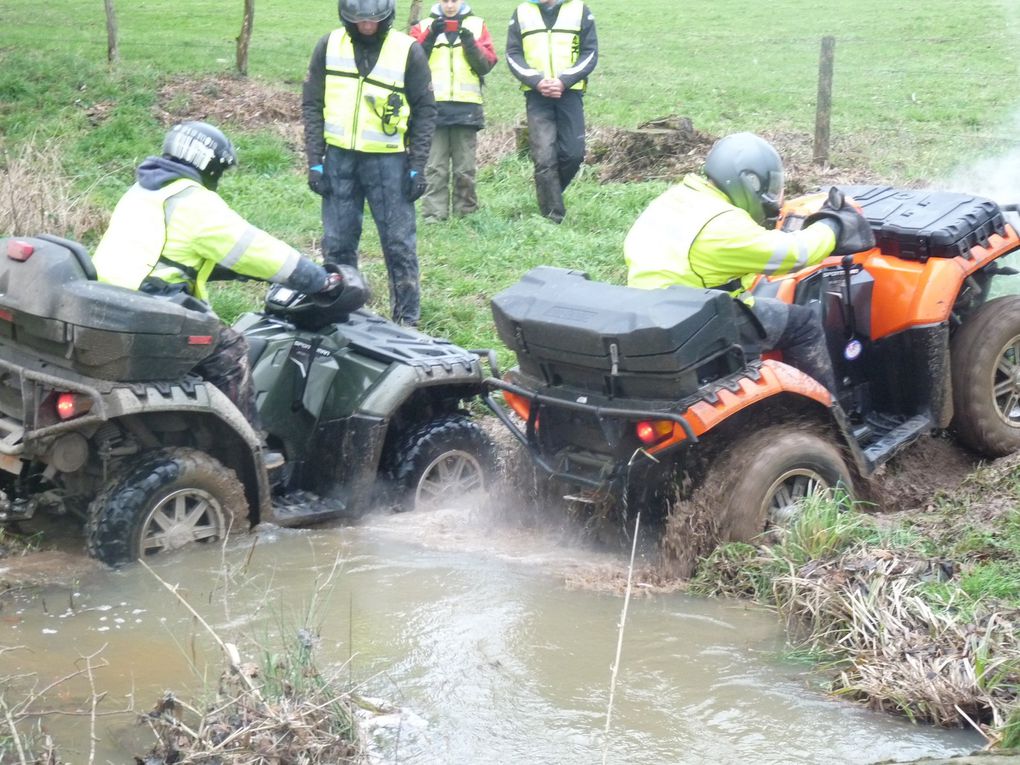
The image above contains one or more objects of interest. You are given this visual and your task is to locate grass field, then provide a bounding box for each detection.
[1,0,1018,344]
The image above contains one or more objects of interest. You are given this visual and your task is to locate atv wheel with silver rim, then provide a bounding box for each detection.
[389,413,494,512]
[86,447,248,566]
[951,296,1020,457]
[711,426,854,544]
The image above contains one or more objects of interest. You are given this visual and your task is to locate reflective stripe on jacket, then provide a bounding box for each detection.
[517,0,585,91]
[323,28,414,152]
[625,174,836,299]
[414,15,486,104]
[92,178,301,302]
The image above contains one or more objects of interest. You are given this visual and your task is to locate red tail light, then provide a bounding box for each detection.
[6,240,34,261]
[636,420,674,445]
[56,393,93,421]
[0,308,12,322]
[188,335,214,346]
[502,390,534,423]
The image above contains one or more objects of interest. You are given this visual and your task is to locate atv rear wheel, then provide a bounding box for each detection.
[389,414,494,512]
[711,426,854,544]
[951,296,1020,457]
[86,447,248,566]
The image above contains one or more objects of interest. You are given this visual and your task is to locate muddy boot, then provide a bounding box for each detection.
[534,168,565,223]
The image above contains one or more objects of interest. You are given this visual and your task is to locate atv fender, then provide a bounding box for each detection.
[649,359,832,449]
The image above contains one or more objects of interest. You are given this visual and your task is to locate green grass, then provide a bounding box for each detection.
[2,0,1018,348]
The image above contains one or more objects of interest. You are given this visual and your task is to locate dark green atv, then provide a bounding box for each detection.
[0,235,494,565]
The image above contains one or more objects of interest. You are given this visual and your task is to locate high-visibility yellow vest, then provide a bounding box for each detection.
[323,28,414,152]
[625,175,835,300]
[92,178,301,302]
[517,0,585,92]
[414,15,485,104]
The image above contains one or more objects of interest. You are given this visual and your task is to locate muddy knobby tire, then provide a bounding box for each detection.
[709,425,854,544]
[388,413,495,512]
[950,296,1020,457]
[86,447,248,566]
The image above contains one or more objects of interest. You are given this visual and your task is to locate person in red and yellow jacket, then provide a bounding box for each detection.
[626,133,875,392]
[410,1,497,222]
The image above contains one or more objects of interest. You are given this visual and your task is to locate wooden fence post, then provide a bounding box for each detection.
[813,35,835,167]
[103,0,119,65]
[236,0,255,76]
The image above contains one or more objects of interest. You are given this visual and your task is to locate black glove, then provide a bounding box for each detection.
[429,17,445,37]
[803,187,876,257]
[459,25,474,44]
[404,169,427,202]
[308,165,329,196]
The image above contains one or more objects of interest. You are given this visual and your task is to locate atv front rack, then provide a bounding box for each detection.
[483,376,698,489]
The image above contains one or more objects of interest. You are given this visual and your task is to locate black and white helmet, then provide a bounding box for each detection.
[162,121,237,191]
[339,0,395,23]
[704,132,785,225]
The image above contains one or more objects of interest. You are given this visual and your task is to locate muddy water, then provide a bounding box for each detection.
[3,505,983,764]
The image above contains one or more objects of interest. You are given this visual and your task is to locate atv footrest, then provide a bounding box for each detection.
[270,490,350,526]
[858,412,933,469]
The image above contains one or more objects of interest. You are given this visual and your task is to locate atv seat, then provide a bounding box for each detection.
[35,233,97,280]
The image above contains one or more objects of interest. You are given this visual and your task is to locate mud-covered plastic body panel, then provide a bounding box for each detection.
[0,236,221,381]
[491,266,745,400]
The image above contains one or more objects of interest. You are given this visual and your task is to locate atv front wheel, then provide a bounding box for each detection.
[951,296,1020,457]
[86,447,248,566]
[389,414,494,512]
[711,426,854,543]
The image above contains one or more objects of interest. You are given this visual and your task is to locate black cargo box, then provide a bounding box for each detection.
[838,185,1006,262]
[0,236,220,381]
[491,267,744,399]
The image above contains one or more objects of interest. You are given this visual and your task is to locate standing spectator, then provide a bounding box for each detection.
[302,0,437,327]
[506,0,598,223]
[411,1,498,222]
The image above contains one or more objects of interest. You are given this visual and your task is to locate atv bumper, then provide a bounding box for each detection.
[482,376,698,490]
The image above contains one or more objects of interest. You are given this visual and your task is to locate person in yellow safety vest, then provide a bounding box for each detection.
[625,133,875,393]
[506,0,598,223]
[302,0,437,327]
[93,121,343,440]
[410,0,498,222]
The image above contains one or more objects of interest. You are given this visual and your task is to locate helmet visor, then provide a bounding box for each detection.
[761,169,784,218]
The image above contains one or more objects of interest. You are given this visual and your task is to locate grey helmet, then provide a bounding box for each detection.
[162,121,237,191]
[703,132,784,225]
[339,0,395,23]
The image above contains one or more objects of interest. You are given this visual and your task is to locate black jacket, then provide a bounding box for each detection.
[302,22,437,173]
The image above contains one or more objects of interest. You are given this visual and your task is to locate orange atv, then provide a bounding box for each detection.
[483,185,1020,541]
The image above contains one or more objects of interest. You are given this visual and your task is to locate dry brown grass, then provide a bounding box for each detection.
[775,549,1020,736]
[0,139,107,240]
[139,668,362,764]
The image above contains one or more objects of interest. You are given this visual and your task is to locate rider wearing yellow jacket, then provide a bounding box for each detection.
[626,133,874,393]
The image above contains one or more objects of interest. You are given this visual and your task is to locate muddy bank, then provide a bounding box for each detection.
[151,74,885,190]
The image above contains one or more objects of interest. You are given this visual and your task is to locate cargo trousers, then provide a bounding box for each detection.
[321,146,421,326]
[525,89,586,223]
[423,126,480,221]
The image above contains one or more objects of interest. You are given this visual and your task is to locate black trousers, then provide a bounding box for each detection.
[525,89,586,222]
